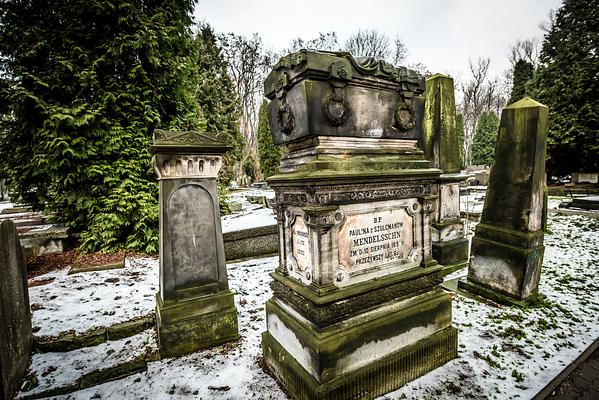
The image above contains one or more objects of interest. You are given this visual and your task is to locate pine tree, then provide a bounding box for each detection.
[257,100,283,179]
[533,0,599,175]
[471,112,500,166]
[0,1,202,252]
[195,24,243,184]
[509,59,534,105]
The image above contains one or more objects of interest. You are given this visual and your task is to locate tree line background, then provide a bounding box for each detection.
[0,0,596,252]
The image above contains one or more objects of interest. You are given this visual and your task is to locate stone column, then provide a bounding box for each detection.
[151,130,238,358]
[459,98,548,305]
[422,74,469,274]
[0,220,32,400]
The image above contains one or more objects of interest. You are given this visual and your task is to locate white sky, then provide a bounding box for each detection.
[195,0,562,81]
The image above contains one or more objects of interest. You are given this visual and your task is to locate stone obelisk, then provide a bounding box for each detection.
[460,98,548,305]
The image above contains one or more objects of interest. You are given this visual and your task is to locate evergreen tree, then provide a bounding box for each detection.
[195,24,243,184]
[533,0,599,175]
[0,0,202,252]
[257,100,282,178]
[471,112,500,166]
[509,59,534,105]
[456,113,466,170]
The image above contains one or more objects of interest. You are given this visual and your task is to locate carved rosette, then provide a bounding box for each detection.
[153,154,222,180]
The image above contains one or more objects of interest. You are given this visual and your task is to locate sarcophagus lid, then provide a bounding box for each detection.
[264,50,426,145]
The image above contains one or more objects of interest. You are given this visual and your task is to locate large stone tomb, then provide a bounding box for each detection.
[151,130,239,358]
[422,74,469,274]
[0,220,32,400]
[460,98,548,305]
[261,50,457,400]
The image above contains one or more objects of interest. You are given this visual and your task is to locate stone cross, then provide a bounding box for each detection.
[151,130,238,358]
[460,97,548,304]
[0,219,32,400]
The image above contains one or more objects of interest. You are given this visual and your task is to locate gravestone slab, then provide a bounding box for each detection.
[0,220,32,400]
[151,130,239,358]
[262,51,457,400]
[460,98,548,303]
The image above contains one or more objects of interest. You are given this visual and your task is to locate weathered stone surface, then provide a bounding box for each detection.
[422,74,460,173]
[465,98,548,301]
[422,75,469,272]
[0,219,32,400]
[156,291,238,358]
[265,51,425,145]
[263,325,457,400]
[152,130,238,357]
[223,224,278,261]
[262,55,456,399]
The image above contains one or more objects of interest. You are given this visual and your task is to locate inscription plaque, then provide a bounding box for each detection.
[290,215,311,274]
[169,185,217,287]
[338,207,415,273]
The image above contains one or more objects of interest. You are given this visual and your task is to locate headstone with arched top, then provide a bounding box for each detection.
[151,130,239,358]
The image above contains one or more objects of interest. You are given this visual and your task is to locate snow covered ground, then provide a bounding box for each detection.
[29,258,158,338]
[22,202,599,399]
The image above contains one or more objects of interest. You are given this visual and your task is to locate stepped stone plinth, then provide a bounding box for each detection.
[261,50,457,400]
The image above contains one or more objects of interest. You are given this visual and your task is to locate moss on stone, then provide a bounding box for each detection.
[262,326,457,400]
[156,290,239,358]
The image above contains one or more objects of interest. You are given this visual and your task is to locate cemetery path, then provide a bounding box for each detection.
[547,342,599,399]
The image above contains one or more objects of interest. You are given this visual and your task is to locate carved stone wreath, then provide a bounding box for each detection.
[322,90,351,127]
[277,98,295,134]
[394,100,415,132]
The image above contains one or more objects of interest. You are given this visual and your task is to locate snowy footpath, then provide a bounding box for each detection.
[20,209,599,399]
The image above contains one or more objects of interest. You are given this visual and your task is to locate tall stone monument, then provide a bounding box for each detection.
[261,51,457,400]
[151,130,239,358]
[460,98,548,304]
[0,220,32,400]
[422,74,469,274]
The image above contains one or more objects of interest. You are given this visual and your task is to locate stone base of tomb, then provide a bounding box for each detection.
[457,278,543,307]
[156,290,239,358]
[262,270,457,400]
[432,237,469,276]
[463,223,544,302]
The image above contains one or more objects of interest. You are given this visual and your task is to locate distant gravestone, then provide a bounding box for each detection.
[151,130,239,358]
[423,74,469,273]
[0,220,32,400]
[460,98,548,304]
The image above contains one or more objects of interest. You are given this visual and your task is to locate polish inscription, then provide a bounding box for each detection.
[338,208,413,271]
[291,216,310,271]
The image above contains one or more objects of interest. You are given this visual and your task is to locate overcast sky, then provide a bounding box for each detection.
[195,0,562,81]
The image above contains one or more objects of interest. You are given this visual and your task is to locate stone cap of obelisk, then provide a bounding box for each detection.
[150,130,232,155]
[480,96,548,233]
[263,49,426,145]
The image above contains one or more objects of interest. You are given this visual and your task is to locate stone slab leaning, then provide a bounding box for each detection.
[0,219,32,400]
[460,97,548,304]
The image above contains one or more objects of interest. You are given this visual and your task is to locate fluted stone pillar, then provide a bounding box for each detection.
[151,130,238,358]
